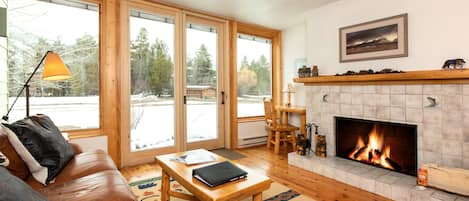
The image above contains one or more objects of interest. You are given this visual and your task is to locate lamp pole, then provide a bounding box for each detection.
[2,51,52,121]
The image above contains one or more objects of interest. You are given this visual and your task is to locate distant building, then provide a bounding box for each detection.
[186,85,216,99]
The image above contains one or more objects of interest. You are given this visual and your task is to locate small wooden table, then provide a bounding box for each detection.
[276,105,307,135]
[155,149,272,201]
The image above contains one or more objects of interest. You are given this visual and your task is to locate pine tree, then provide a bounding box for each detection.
[149,38,173,96]
[130,28,152,95]
[191,44,215,85]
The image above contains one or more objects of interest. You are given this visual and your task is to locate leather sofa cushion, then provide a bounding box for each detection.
[0,130,30,180]
[27,150,117,190]
[38,170,136,201]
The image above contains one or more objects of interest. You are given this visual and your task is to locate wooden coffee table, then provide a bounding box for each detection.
[155,149,271,201]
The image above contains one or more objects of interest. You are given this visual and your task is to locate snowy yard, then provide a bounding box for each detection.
[7,96,264,151]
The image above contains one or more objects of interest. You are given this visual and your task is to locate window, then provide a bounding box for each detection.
[129,10,175,151]
[6,0,99,130]
[236,33,272,117]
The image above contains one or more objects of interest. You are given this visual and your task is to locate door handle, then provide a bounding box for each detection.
[221,91,225,105]
[184,95,187,104]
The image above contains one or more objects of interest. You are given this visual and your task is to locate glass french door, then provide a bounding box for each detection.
[184,16,225,150]
[122,3,226,166]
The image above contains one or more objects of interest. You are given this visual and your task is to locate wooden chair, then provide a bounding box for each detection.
[263,98,299,154]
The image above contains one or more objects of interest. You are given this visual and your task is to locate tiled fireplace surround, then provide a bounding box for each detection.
[287,84,469,201]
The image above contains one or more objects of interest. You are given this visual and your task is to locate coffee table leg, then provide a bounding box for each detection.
[161,170,170,201]
[252,192,262,201]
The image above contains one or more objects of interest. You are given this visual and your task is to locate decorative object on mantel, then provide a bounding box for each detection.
[312,65,319,77]
[335,68,403,76]
[425,97,438,107]
[442,58,466,69]
[298,65,311,77]
[283,83,296,106]
[339,13,408,62]
[419,164,469,196]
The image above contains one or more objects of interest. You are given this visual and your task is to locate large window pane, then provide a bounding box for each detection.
[6,0,99,129]
[237,34,272,117]
[186,23,218,142]
[129,10,175,151]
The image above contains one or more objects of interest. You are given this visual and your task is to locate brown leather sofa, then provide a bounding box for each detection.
[16,143,135,200]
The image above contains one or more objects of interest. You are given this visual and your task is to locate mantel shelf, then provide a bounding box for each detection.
[293,69,469,85]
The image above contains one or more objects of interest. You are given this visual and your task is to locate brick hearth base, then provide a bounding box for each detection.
[288,153,469,201]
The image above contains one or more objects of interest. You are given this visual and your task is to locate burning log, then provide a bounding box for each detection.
[385,158,401,171]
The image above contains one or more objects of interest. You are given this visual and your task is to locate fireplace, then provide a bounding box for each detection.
[335,117,417,176]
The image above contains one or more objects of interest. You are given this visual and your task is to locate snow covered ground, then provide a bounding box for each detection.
[7,96,264,151]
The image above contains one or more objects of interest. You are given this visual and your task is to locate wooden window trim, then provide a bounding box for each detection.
[230,21,282,149]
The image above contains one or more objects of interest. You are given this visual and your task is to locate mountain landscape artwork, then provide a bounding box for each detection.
[346,24,398,55]
[339,14,408,62]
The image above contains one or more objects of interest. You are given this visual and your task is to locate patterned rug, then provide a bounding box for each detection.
[129,176,314,201]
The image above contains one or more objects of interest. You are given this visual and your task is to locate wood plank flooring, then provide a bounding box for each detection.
[120,146,391,201]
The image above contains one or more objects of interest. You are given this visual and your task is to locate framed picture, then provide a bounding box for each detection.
[339,14,408,62]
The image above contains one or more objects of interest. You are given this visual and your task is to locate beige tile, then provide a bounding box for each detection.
[340,93,352,104]
[406,95,423,108]
[406,108,423,123]
[442,140,463,156]
[340,86,353,93]
[423,84,442,95]
[422,124,442,139]
[442,154,462,168]
[351,86,363,94]
[441,84,462,95]
[463,84,469,95]
[464,143,469,157]
[363,94,377,106]
[376,94,390,106]
[376,86,390,94]
[442,121,463,141]
[406,85,423,94]
[364,106,377,118]
[390,107,406,121]
[421,150,442,164]
[390,94,405,107]
[376,106,390,120]
[351,105,364,117]
[351,95,363,105]
[442,110,463,122]
[330,86,340,93]
[442,95,463,111]
[423,108,442,124]
[340,104,352,116]
[463,96,469,110]
[363,85,376,93]
[390,85,405,94]
[422,137,442,152]
[463,159,469,169]
[328,93,340,104]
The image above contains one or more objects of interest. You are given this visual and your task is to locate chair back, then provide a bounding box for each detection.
[263,98,277,127]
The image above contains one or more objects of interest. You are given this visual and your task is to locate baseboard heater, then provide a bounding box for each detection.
[238,136,267,148]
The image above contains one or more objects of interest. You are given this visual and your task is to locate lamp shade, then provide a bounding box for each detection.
[42,52,72,81]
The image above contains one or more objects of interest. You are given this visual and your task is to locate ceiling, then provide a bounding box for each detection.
[155,0,338,29]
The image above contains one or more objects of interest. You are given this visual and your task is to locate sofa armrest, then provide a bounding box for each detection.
[69,143,83,154]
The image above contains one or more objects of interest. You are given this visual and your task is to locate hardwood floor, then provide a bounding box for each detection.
[120,146,391,201]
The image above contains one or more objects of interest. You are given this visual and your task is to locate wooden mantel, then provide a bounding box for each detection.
[294,69,469,85]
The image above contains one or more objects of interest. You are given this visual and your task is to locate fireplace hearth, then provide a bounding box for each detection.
[335,117,417,176]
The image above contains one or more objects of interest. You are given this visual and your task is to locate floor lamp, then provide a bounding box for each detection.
[2,51,72,121]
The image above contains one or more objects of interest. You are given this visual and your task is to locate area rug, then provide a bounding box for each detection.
[210,148,246,160]
[129,176,314,201]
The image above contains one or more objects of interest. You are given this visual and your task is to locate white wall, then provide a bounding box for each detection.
[304,0,469,75]
[282,23,307,89]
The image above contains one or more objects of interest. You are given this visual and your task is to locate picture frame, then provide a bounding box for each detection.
[339,14,408,62]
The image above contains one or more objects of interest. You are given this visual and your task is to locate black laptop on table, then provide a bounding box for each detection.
[192,161,248,188]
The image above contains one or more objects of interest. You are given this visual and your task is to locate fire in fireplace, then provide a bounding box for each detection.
[336,117,417,176]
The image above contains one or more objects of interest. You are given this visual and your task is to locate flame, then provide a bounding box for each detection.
[347,125,395,170]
